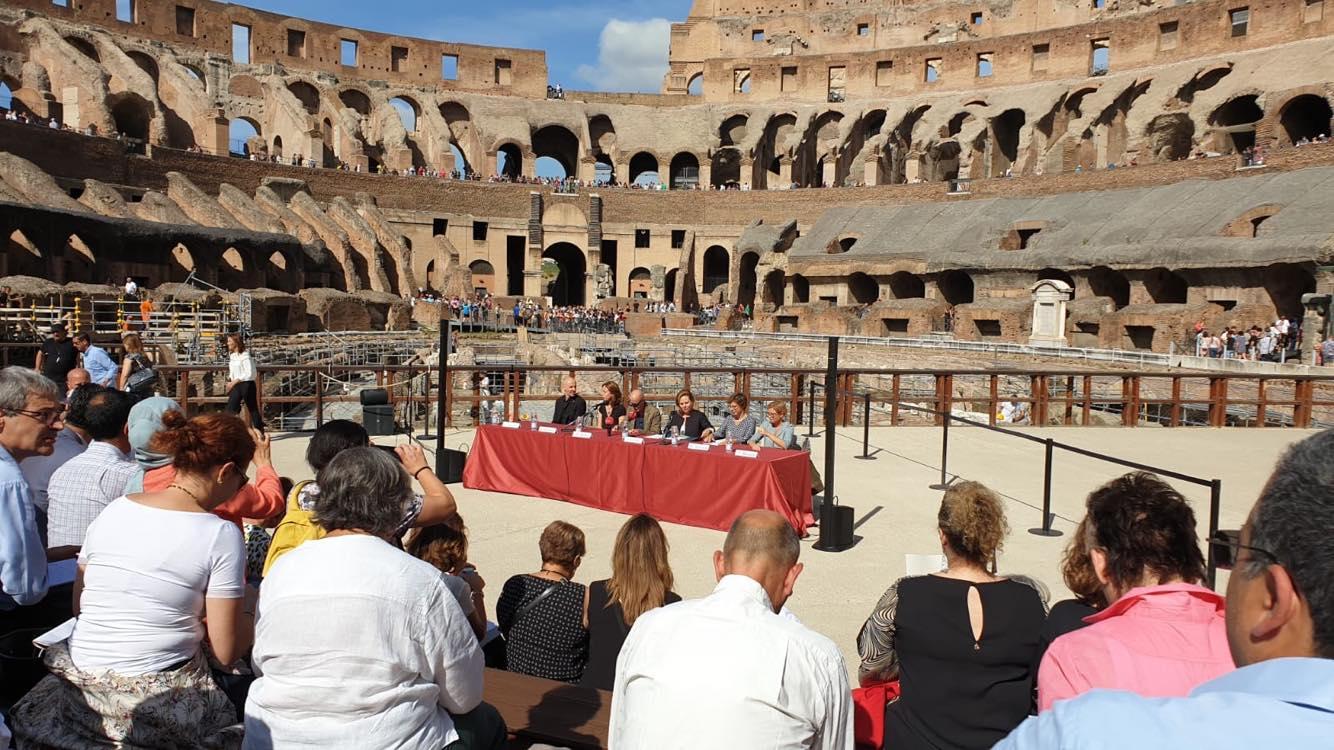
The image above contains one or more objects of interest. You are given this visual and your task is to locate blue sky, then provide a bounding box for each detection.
[239,0,693,92]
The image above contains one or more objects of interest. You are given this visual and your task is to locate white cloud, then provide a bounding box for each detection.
[575,18,673,93]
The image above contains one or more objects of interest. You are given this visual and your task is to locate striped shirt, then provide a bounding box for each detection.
[47,441,138,548]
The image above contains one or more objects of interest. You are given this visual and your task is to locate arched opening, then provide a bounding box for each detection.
[229,117,260,157]
[737,252,760,307]
[535,156,566,179]
[219,247,246,288]
[720,114,748,147]
[628,266,652,298]
[64,36,100,62]
[848,272,879,304]
[887,272,925,299]
[288,81,320,114]
[170,243,194,274]
[321,118,335,166]
[686,73,703,96]
[6,230,43,277]
[588,113,616,160]
[937,270,974,305]
[702,246,729,296]
[449,143,469,175]
[1263,263,1316,319]
[595,155,613,184]
[1144,113,1195,162]
[542,243,586,306]
[1279,94,1333,145]
[468,259,496,293]
[828,236,858,254]
[711,148,741,188]
[1037,268,1076,290]
[222,247,245,272]
[531,125,580,178]
[389,96,419,132]
[126,51,159,83]
[669,152,700,189]
[268,251,287,271]
[181,64,206,88]
[339,89,371,115]
[0,80,16,115]
[424,259,436,290]
[496,143,521,179]
[665,268,679,303]
[271,134,283,159]
[629,151,660,186]
[791,274,810,303]
[1144,267,1188,304]
[64,234,97,282]
[1209,95,1263,153]
[1088,266,1130,308]
[763,270,785,307]
[110,94,151,143]
[990,108,1026,175]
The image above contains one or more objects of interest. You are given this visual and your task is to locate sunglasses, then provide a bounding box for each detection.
[1209,530,1281,571]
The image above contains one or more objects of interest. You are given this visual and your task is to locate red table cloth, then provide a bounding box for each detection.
[463,424,811,534]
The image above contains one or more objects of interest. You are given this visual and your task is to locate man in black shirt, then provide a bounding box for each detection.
[35,324,77,386]
[552,376,587,425]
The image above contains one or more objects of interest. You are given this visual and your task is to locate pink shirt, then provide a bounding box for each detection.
[1037,582,1233,711]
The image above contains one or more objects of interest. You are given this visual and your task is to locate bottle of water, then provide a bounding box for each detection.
[670,425,679,446]
[725,436,734,453]
[493,410,502,426]
[530,413,538,431]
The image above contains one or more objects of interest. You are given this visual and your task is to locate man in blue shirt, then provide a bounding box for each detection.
[0,367,61,616]
[73,332,118,387]
[997,429,1334,749]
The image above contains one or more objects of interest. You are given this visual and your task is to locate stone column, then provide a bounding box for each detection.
[698,159,712,189]
[778,158,793,188]
[208,110,229,157]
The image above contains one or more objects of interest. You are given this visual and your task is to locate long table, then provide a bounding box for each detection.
[463,424,811,534]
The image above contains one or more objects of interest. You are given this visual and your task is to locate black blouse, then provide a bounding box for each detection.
[665,410,713,439]
[580,579,681,691]
[496,575,588,683]
[595,402,627,430]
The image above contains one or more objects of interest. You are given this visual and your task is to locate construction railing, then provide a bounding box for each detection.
[0,297,227,344]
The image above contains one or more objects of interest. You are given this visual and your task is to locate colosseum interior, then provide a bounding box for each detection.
[1,0,1333,351]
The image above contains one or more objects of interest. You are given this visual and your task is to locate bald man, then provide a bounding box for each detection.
[624,389,662,436]
[611,510,852,749]
[65,368,90,398]
[551,375,587,425]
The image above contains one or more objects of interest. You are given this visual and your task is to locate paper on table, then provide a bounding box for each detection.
[734,449,759,459]
[538,426,559,434]
[501,421,521,429]
[687,442,711,452]
[572,430,593,439]
[641,434,663,440]
[623,436,645,445]
[47,558,77,586]
[34,617,75,649]
[905,553,947,576]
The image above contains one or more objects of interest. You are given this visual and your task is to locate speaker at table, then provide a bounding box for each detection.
[437,447,468,484]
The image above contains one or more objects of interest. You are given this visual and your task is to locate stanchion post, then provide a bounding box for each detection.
[1028,437,1063,537]
[807,380,816,437]
[814,336,854,553]
[435,323,449,458]
[929,412,952,490]
[1206,478,1222,588]
[854,391,876,460]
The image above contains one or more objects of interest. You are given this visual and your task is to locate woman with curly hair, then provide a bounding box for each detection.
[857,481,1047,750]
[1035,516,1107,665]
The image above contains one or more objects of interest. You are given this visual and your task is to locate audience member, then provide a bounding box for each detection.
[711,393,759,444]
[552,376,587,425]
[408,520,488,639]
[20,382,96,533]
[263,420,456,572]
[612,510,851,748]
[1035,516,1106,665]
[1037,472,1230,711]
[594,380,626,432]
[497,520,589,682]
[857,481,1046,750]
[224,334,264,431]
[581,514,680,691]
[752,400,798,449]
[46,387,136,554]
[11,412,255,747]
[117,332,158,398]
[0,368,59,629]
[245,447,506,749]
[65,367,90,396]
[35,323,77,386]
[998,429,1334,747]
[73,332,118,387]
[623,388,662,435]
[665,389,714,440]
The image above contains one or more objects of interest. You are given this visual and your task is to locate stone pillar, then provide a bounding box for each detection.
[578,157,597,184]
[1029,279,1073,346]
[523,270,542,298]
[863,157,880,186]
[698,159,712,189]
[522,151,536,179]
[615,160,630,187]
[208,110,229,157]
[904,156,921,184]
[1301,265,1334,363]
[822,158,837,188]
[778,158,792,188]
[61,87,83,130]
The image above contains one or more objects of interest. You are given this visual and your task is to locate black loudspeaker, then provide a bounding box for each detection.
[813,503,855,552]
[360,388,390,406]
[363,404,395,436]
[437,447,468,484]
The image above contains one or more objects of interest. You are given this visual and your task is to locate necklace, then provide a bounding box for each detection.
[538,567,570,581]
[168,483,205,504]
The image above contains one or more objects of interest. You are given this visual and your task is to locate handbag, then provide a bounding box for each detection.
[852,680,901,750]
[124,354,158,393]
[511,579,563,627]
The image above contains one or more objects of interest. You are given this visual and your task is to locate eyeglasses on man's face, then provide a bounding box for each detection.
[1209,529,1280,571]
[6,408,65,427]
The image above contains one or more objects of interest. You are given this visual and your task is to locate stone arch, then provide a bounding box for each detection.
[791,274,810,303]
[64,36,99,62]
[1088,266,1129,308]
[1276,94,1333,145]
[887,272,925,299]
[990,108,1026,175]
[339,88,371,115]
[1222,204,1283,237]
[125,51,159,83]
[222,247,245,272]
[628,266,652,297]
[1263,263,1316,319]
[848,272,879,304]
[219,247,247,288]
[937,270,974,305]
[686,73,703,96]
[542,242,586,306]
[288,80,320,114]
[1038,268,1076,294]
[629,151,660,185]
[755,113,799,188]
[272,134,283,159]
[6,230,43,277]
[762,269,785,307]
[711,148,741,187]
[703,246,729,295]
[496,142,521,179]
[268,251,287,271]
[665,268,679,303]
[1144,114,1195,162]
[180,64,206,88]
[389,96,420,132]
[669,152,700,189]
[737,251,760,307]
[720,114,749,147]
[1144,268,1188,304]
[588,114,616,156]
[170,243,195,274]
[8,230,40,258]
[228,116,261,156]
[64,234,97,282]
[1209,94,1263,153]
[531,124,580,178]
[109,92,152,141]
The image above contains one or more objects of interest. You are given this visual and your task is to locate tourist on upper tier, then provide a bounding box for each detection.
[611,510,852,749]
[857,481,1047,750]
[623,388,662,435]
[123,276,138,299]
[496,520,589,683]
[581,514,680,691]
[594,380,626,432]
[246,447,506,750]
[73,332,117,387]
[1035,516,1107,667]
[45,387,136,554]
[997,429,1334,748]
[665,389,714,440]
[710,392,758,444]
[1322,333,1334,366]
[751,399,798,450]
[35,323,77,387]
[11,412,255,747]
[552,376,587,425]
[0,368,59,627]
[1037,472,1231,711]
[224,334,264,431]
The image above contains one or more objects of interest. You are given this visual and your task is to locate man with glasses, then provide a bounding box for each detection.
[0,367,62,626]
[997,428,1334,747]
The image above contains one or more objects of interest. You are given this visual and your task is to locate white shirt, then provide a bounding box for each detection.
[70,497,245,674]
[229,351,255,382]
[611,575,853,750]
[20,427,88,512]
[46,441,138,548]
[245,535,483,750]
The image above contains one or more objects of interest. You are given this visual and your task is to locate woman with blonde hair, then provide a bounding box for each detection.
[580,514,679,690]
[117,333,157,398]
[857,481,1047,750]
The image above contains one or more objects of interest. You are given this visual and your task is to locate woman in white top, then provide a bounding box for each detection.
[10,411,256,748]
[225,333,263,431]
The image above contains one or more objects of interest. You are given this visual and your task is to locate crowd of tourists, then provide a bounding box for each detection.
[1,358,1330,747]
[1192,316,1313,362]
